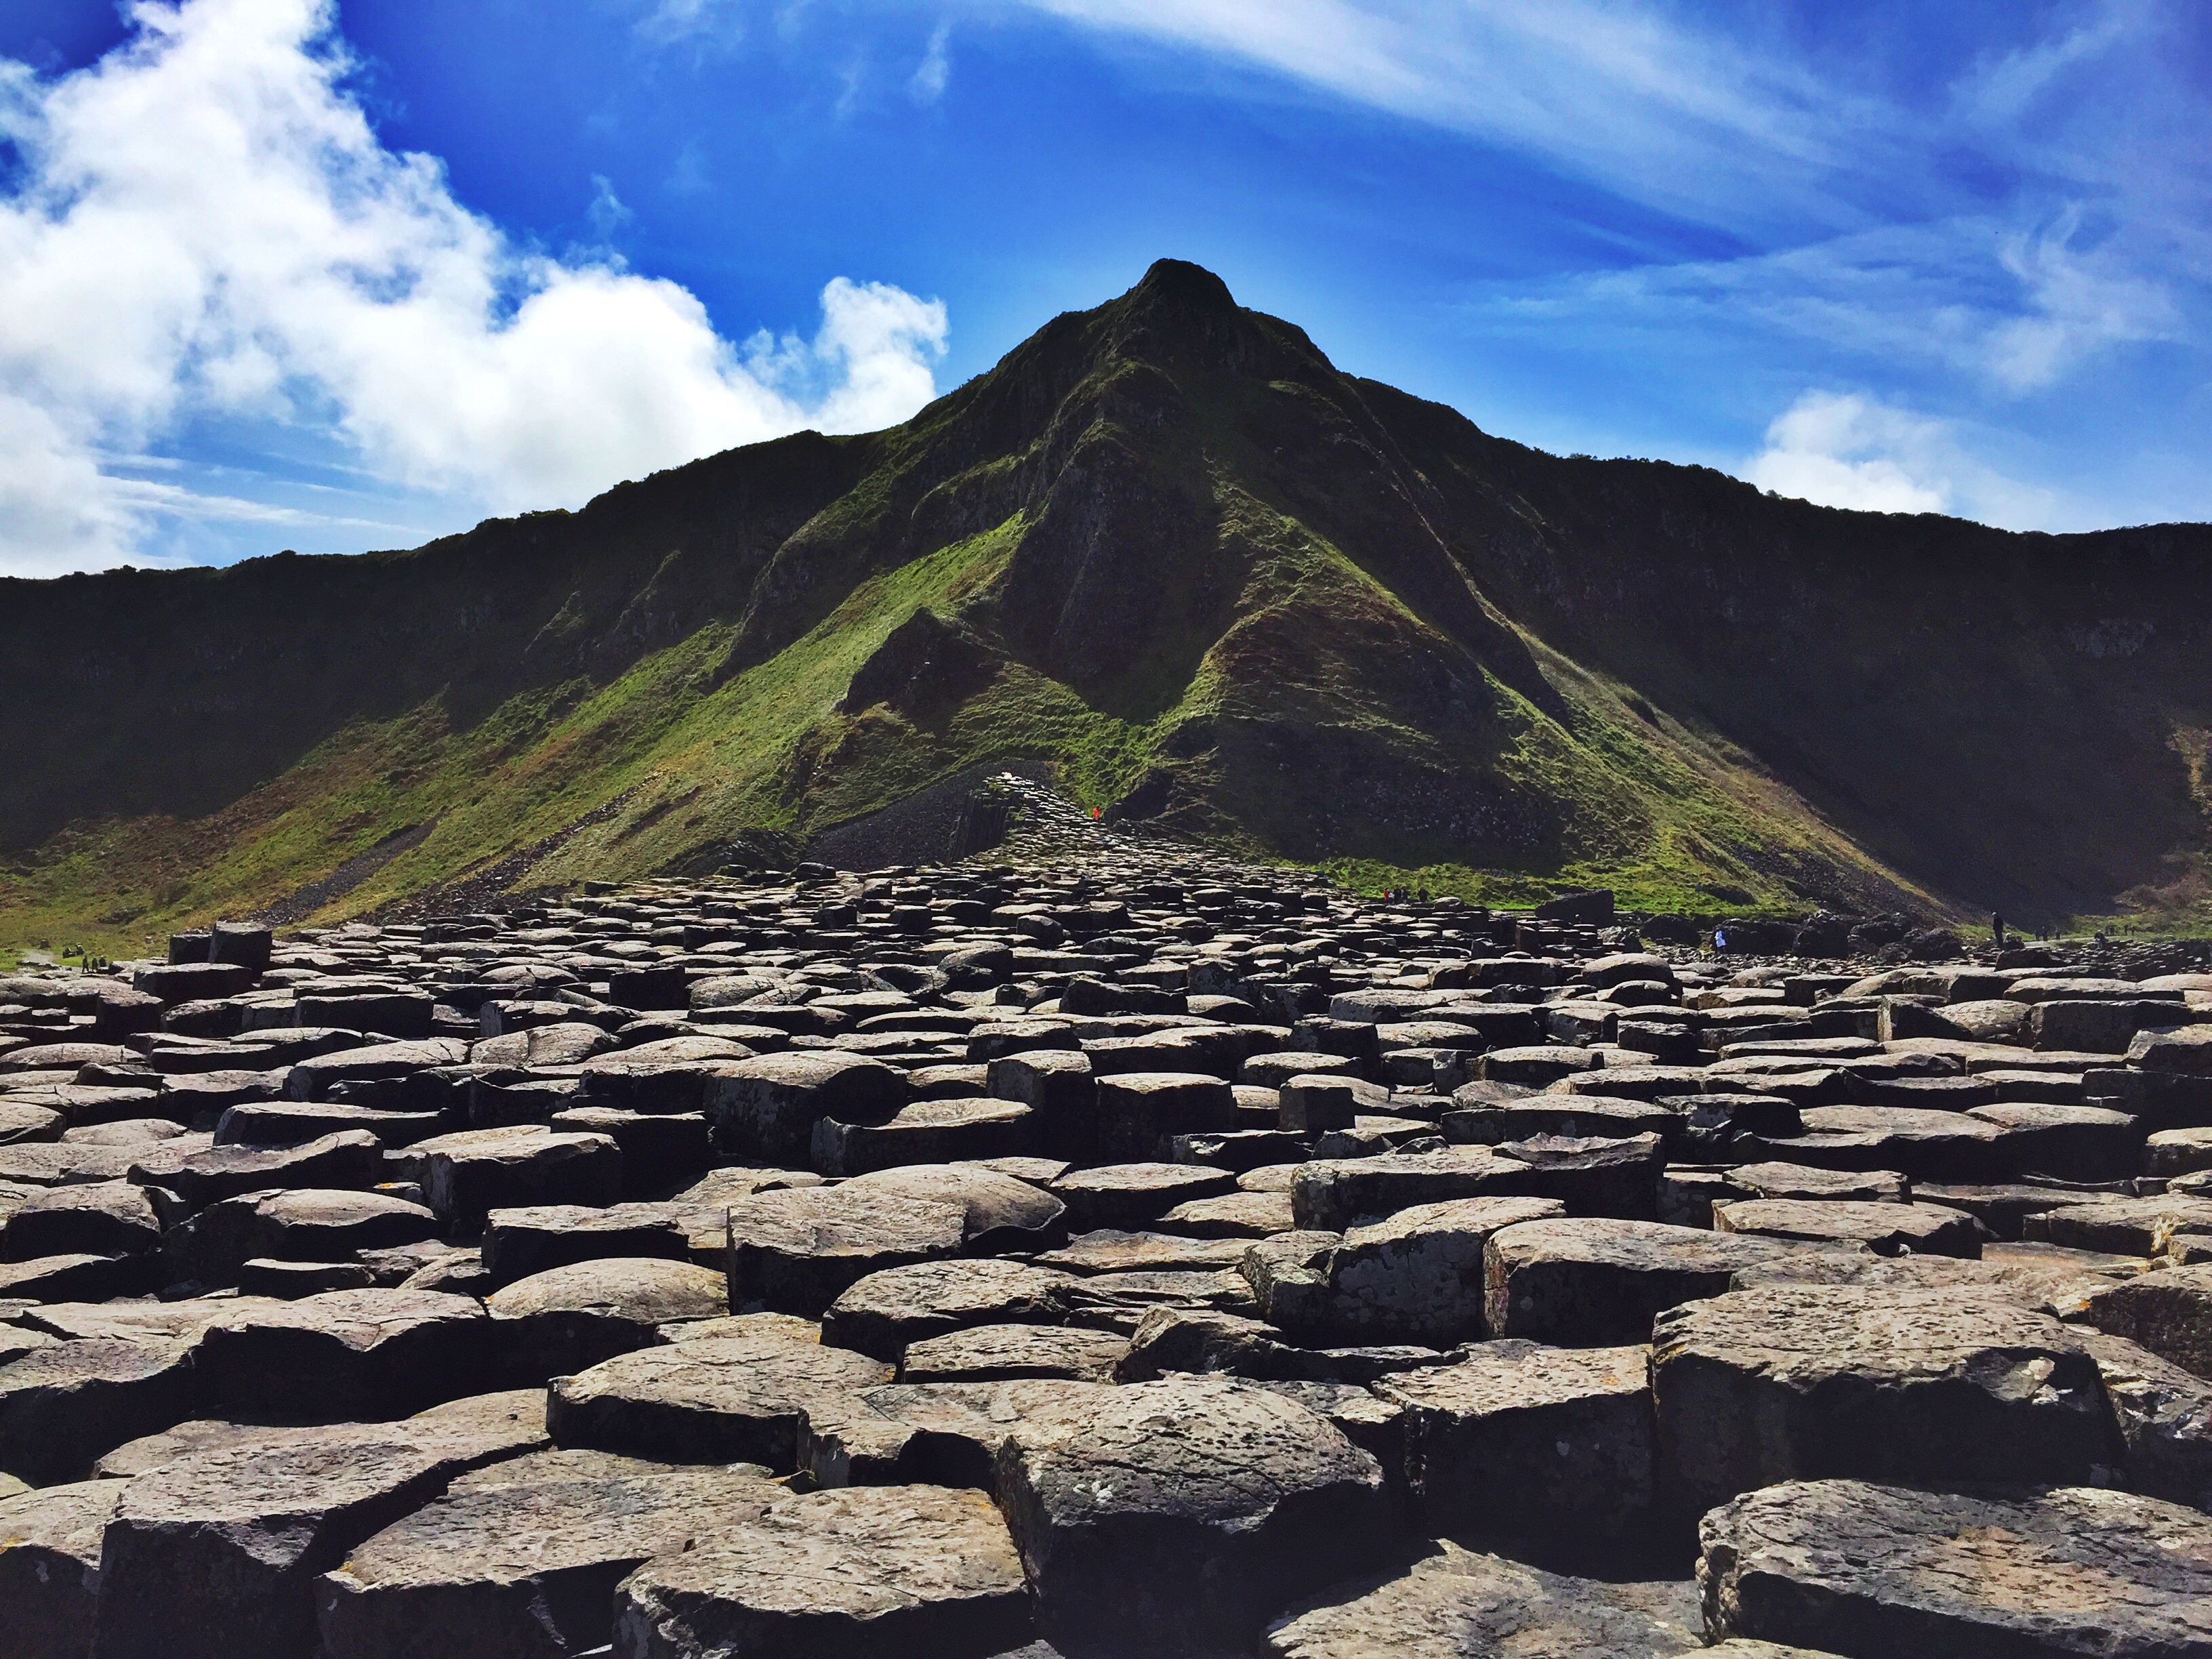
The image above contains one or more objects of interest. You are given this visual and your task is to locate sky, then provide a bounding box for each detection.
[0,0,2206,576]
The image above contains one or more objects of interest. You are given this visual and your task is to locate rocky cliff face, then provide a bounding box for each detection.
[2,259,2208,950]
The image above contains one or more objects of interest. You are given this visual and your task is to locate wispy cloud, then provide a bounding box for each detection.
[586,173,634,239]
[0,0,949,576]
[1009,0,1893,234]
[1012,0,2207,494]
[910,20,951,104]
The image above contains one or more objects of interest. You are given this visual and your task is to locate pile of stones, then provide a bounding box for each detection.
[6,853,2212,1656]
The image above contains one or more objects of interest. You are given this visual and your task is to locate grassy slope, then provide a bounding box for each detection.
[0,462,1954,958]
[6,264,2200,950]
[0,517,1153,955]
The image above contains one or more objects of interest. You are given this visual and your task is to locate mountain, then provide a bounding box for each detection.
[5,259,2211,956]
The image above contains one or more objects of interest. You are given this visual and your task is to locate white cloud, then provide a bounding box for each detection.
[1987,207,2179,392]
[1008,0,1885,233]
[1744,393,1950,516]
[632,0,726,47]
[0,0,949,577]
[1742,391,2056,528]
[586,173,633,239]
[911,20,951,103]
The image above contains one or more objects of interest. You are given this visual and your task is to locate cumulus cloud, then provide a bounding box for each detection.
[0,0,949,577]
[1743,391,2055,529]
[1744,394,1950,516]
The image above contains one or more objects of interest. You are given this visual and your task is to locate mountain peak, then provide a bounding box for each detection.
[1128,258,1239,316]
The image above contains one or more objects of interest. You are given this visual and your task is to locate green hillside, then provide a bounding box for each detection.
[4,260,2209,957]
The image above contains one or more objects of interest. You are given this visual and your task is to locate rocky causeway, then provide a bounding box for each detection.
[6,851,2212,1655]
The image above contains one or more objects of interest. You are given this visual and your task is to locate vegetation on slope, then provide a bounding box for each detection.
[1,258,2207,954]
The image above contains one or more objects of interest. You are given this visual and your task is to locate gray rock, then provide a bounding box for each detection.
[1486,1217,1839,1347]
[823,1259,1077,1361]
[705,1052,908,1163]
[800,1378,1107,1490]
[286,1039,470,1101]
[194,1288,493,1418]
[316,1453,780,1659]
[161,1187,440,1286]
[2076,1328,2212,1509]
[2025,1194,2212,1254]
[994,1372,1389,1656]
[1378,1340,1654,1536]
[1712,1197,1987,1258]
[844,1163,1069,1252]
[724,1185,968,1315]
[1267,1542,1704,1658]
[1049,1162,1237,1232]
[1700,1479,2212,1656]
[814,1098,1039,1176]
[90,1420,540,1659]
[611,1484,1036,1658]
[130,1130,384,1210]
[417,1128,623,1234]
[0,1335,195,1483]
[1312,1195,1565,1345]
[1726,1161,1907,1202]
[1652,1284,2118,1519]
[480,1202,689,1286]
[468,1021,615,1069]
[2068,1263,2212,1379]
[1291,1148,1536,1231]
[0,1479,124,1659]
[1158,1188,1296,1237]
[899,1323,1128,1382]
[487,1257,730,1379]
[548,1333,892,1470]
[1,1179,163,1259]
[1039,1230,1254,1275]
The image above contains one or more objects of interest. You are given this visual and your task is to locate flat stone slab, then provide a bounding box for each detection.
[795,1377,1104,1490]
[1318,1195,1565,1346]
[995,1372,1389,1654]
[612,1484,1036,1658]
[1653,1284,2117,1518]
[1267,1542,1704,1658]
[1048,1162,1239,1232]
[2077,1329,2212,1510]
[194,1288,491,1418]
[1725,1161,1907,1202]
[316,1451,781,1659]
[0,1478,125,1659]
[487,1256,731,1379]
[1485,1217,1843,1347]
[161,1187,440,1286]
[1700,1479,2212,1656]
[1291,1149,1536,1232]
[479,1201,690,1286]
[2026,1194,2212,1254]
[843,1163,1068,1252]
[91,1420,541,1659]
[822,1258,1078,1361]
[1712,1197,1986,1258]
[1378,1340,1654,1537]
[1033,1229,1252,1274]
[2070,1261,2212,1378]
[548,1333,893,1471]
[724,1185,968,1315]
[899,1322,1128,1382]
[0,1334,197,1483]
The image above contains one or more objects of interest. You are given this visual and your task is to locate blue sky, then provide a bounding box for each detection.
[1,0,2205,575]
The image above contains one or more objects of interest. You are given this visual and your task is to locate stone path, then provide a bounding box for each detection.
[5,852,2212,1654]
